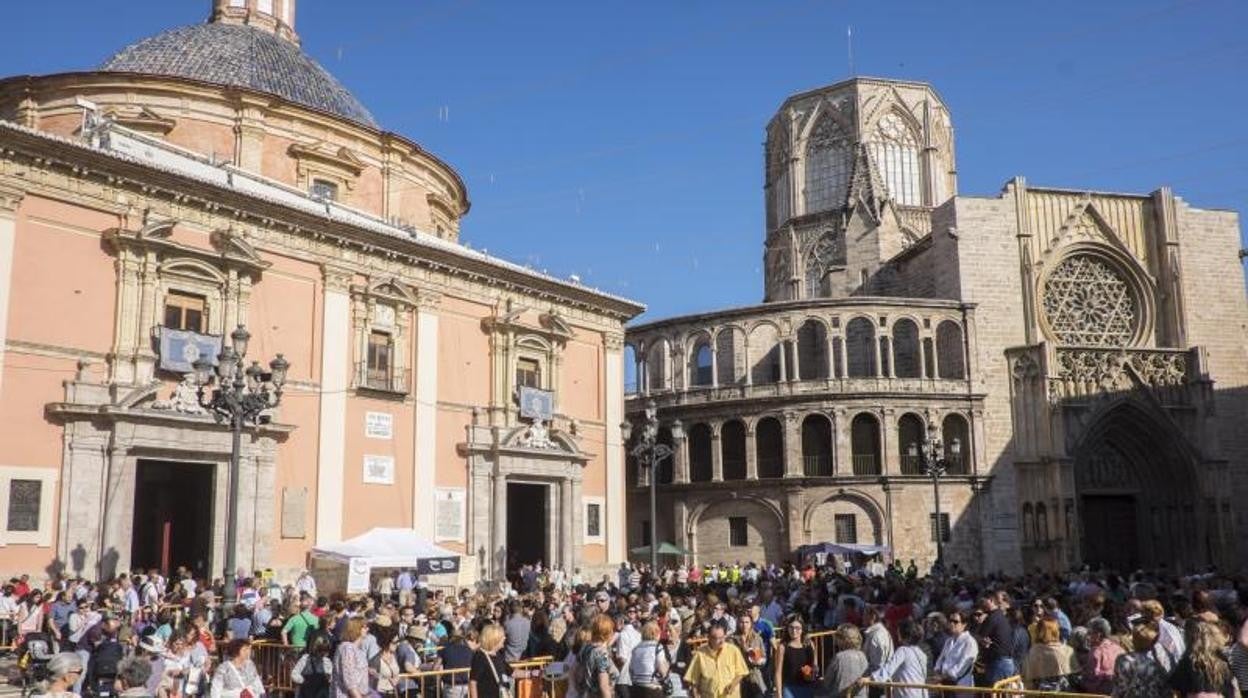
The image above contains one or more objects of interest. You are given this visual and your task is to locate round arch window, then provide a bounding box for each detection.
[1041,253,1140,347]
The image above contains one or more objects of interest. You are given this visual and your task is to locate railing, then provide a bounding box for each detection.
[0,616,15,652]
[353,362,411,394]
[629,374,973,407]
[900,453,923,474]
[851,454,879,475]
[803,454,833,477]
[861,675,1106,697]
[395,656,555,698]
[251,641,300,695]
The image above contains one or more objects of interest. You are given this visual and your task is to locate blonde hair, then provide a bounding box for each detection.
[1189,621,1229,689]
[1130,622,1159,651]
[835,624,862,651]
[641,621,661,642]
[479,623,506,653]
[341,617,366,643]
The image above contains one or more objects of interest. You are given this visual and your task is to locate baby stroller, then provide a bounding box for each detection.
[16,632,58,698]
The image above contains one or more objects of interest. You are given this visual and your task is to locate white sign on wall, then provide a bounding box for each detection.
[435,488,466,542]
[363,455,395,485]
[365,412,393,439]
[347,558,371,593]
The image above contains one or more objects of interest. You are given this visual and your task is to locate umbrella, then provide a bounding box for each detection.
[630,542,690,556]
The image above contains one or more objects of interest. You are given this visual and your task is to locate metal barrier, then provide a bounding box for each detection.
[860,675,1107,697]
[394,656,555,698]
[252,641,301,695]
[0,617,16,653]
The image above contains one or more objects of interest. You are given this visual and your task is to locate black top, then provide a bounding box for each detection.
[782,644,817,685]
[441,641,475,671]
[469,650,513,698]
[977,610,1014,661]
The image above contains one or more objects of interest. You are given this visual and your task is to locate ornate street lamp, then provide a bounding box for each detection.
[908,423,960,572]
[624,400,674,575]
[193,324,289,605]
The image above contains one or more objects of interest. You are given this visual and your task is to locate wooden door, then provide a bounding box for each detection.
[1081,495,1138,571]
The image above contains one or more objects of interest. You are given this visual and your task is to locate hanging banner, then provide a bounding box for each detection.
[347,558,371,594]
[416,556,460,575]
[159,327,222,373]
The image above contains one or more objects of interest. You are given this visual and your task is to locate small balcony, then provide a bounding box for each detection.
[803,455,833,477]
[851,454,880,476]
[353,362,410,396]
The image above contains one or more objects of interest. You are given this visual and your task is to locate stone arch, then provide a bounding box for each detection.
[715,325,745,386]
[687,423,714,482]
[897,412,926,475]
[748,321,783,384]
[801,413,833,476]
[721,419,747,481]
[687,331,714,387]
[891,317,921,378]
[850,412,881,475]
[935,320,965,379]
[796,318,829,380]
[845,316,877,377]
[691,496,787,564]
[941,412,970,474]
[867,107,923,206]
[646,337,669,391]
[755,416,785,479]
[160,258,228,284]
[804,490,885,546]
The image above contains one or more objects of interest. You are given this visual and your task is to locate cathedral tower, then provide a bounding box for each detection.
[762,78,957,301]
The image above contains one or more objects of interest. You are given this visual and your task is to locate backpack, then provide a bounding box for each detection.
[90,640,124,679]
[300,655,331,698]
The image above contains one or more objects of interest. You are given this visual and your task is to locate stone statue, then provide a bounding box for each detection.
[519,418,555,450]
[152,373,204,414]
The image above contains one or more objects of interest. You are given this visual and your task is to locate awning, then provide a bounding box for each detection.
[796,542,891,558]
[310,527,460,573]
[630,542,690,556]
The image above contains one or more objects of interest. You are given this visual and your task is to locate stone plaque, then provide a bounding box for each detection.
[364,455,395,485]
[7,479,41,532]
[435,488,465,542]
[281,487,307,539]
[365,412,393,439]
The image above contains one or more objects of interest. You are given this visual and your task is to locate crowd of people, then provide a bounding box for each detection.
[2,558,1248,698]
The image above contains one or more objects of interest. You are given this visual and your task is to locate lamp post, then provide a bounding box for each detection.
[908,423,960,572]
[194,324,289,606]
[626,399,674,575]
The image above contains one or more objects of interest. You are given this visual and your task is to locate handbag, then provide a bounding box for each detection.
[481,650,513,698]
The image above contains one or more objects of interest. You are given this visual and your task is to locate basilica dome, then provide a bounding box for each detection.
[100,22,377,128]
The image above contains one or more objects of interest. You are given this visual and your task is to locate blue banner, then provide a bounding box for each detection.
[159,327,223,373]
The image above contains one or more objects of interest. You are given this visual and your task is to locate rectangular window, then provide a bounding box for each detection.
[641,520,652,547]
[729,516,748,547]
[163,291,206,333]
[7,480,42,532]
[310,179,339,202]
[930,513,951,543]
[586,503,601,538]
[834,514,858,544]
[516,357,542,390]
[367,332,393,386]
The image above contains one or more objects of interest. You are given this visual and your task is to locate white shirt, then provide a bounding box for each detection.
[871,645,928,698]
[615,623,642,686]
[863,624,894,672]
[934,632,978,683]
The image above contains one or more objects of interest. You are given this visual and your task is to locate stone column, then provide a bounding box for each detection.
[783,412,802,478]
[745,426,759,480]
[881,409,896,476]
[492,470,507,580]
[672,421,689,484]
[836,336,847,380]
[604,333,627,563]
[778,342,788,382]
[833,409,850,477]
[0,186,21,399]
[101,448,135,578]
[710,343,719,388]
[784,486,805,553]
[561,479,575,571]
[873,334,884,377]
[570,476,584,571]
[315,265,352,545]
[919,336,930,379]
[711,427,724,482]
[413,291,441,538]
[789,340,800,382]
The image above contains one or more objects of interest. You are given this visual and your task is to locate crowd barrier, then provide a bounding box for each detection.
[861,675,1108,697]
[394,656,555,698]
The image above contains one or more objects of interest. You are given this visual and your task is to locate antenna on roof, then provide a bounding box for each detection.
[847,25,854,76]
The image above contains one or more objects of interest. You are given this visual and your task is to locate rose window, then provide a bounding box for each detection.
[1042,255,1138,346]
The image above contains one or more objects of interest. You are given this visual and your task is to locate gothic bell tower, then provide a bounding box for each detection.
[761,78,957,301]
[211,0,299,45]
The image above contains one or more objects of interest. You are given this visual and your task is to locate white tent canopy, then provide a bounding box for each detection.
[310,527,460,568]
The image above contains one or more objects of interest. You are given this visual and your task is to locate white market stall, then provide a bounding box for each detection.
[309,527,463,595]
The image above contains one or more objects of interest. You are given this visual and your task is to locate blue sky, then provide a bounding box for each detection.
[3,1,1246,322]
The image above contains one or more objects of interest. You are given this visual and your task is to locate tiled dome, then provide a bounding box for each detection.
[100,22,377,128]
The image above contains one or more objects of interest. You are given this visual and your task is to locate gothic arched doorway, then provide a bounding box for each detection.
[1073,403,1202,572]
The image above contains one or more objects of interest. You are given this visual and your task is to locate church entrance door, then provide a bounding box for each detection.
[131,460,214,577]
[506,483,548,572]
[1080,495,1137,572]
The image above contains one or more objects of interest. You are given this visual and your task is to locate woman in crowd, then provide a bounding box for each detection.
[17,589,47,639]
[1022,617,1077,691]
[1112,620,1167,698]
[628,620,669,698]
[333,618,370,698]
[290,633,334,698]
[225,605,252,642]
[1169,621,1237,698]
[821,624,867,698]
[729,611,766,698]
[526,609,561,659]
[867,619,928,698]
[209,639,265,698]
[469,624,512,698]
[774,615,818,698]
[931,611,977,698]
[375,631,404,698]
[578,615,619,698]
[36,652,85,698]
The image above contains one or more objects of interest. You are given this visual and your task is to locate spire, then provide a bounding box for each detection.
[211,0,299,45]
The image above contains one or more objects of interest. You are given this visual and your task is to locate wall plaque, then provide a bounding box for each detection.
[435,488,465,542]
[364,455,395,485]
[365,412,393,439]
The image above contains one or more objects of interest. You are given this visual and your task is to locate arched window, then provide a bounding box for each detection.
[749,324,782,384]
[869,112,921,206]
[796,320,828,380]
[846,318,877,377]
[688,424,713,482]
[767,128,792,230]
[1022,503,1034,544]
[936,321,965,379]
[756,417,785,479]
[690,339,713,387]
[897,413,925,475]
[656,427,674,484]
[1036,503,1050,543]
[892,319,921,378]
[647,340,668,391]
[801,414,833,476]
[624,344,639,395]
[715,328,743,386]
[721,420,747,481]
[942,413,970,474]
[804,114,851,214]
[850,413,881,475]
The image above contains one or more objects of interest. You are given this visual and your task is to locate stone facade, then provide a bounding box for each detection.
[625,77,1248,574]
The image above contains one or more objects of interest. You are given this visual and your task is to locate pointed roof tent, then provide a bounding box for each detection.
[310,527,460,568]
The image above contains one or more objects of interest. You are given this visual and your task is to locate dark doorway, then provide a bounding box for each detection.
[506,483,548,571]
[132,460,214,577]
[1081,495,1138,572]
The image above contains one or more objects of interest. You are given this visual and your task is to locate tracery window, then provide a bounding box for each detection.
[804,115,851,213]
[1042,254,1138,347]
[868,113,921,206]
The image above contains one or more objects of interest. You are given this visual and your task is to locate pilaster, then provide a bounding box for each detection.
[783,411,802,477]
[672,421,689,484]
[710,427,724,482]
[0,186,23,399]
[314,264,352,545]
[603,331,627,562]
[413,289,441,538]
[492,469,507,579]
[745,426,758,480]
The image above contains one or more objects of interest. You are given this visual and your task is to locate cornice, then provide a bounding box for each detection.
[0,181,23,214]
